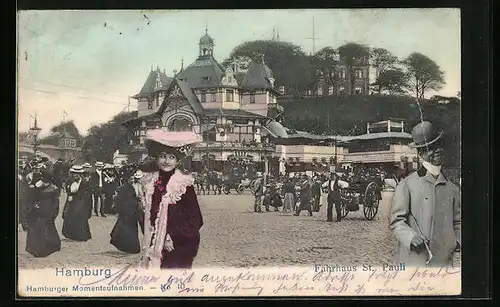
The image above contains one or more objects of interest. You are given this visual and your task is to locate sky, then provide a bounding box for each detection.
[17,9,460,137]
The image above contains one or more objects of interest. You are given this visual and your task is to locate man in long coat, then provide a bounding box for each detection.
[390,121,461,267]
[90,161,106,217]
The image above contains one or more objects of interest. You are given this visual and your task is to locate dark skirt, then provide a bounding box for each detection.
[62,197,92,242]
[110,216,140,254]
[26,216,61,257]
[160,236,200,269]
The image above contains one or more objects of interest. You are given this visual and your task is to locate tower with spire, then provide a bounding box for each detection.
[199,27,214,58]
[123,29,283,167]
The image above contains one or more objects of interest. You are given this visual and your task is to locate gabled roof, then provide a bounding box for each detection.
[175,57,225,89]
[132,68,173,99]
[234,71,246,85]
[157,78,204,115]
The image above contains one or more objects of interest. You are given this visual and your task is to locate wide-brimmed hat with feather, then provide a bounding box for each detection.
[144,129,201,158]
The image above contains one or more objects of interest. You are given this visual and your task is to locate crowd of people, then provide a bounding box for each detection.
[17,154,389,260]
[18,129,205,269]
[18,157,147,257]
[250,167,384,222]
[18,121,461,269]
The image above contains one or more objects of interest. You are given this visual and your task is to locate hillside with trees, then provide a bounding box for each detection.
[223,40,447,99]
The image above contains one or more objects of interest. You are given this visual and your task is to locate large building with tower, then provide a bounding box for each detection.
[123,30,283,171]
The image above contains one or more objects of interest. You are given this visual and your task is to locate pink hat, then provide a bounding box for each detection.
[145,129,201,157]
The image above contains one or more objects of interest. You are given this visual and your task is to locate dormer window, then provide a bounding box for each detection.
[200,90,207,103]
[228,76,232,83]
[202,76,211,83]
[226,89,234,102]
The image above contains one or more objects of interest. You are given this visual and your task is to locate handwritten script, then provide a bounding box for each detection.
[19,265,461,297]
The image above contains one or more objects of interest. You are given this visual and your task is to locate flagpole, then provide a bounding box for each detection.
[63,111,66,136]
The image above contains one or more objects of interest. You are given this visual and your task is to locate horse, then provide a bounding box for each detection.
[194,172,206,195]
[207,171,223,195]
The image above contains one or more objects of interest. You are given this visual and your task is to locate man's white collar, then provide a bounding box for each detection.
[420,157,442,177]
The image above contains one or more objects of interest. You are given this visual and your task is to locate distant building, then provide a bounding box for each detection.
[288,55,371,98]
[263,119,417,175]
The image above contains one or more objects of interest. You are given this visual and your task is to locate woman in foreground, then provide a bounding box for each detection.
[138,129,204,269]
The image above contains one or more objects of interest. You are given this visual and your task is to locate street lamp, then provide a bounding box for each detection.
[29,115,42,158]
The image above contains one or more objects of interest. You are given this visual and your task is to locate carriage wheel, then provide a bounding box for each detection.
[339,189,349,217]
[363,182,380,220]
[340,200,349,218]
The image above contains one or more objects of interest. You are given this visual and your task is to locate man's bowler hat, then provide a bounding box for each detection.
[409,121,443,148]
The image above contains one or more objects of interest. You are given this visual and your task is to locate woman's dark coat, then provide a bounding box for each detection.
[25,184,61,257]
[110,183,142,253]
[61,179,92,242]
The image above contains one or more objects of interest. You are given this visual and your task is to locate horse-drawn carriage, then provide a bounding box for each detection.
[222,173,244,195]
[338,177,382,220]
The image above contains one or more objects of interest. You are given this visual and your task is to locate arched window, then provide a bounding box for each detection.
[167,116,193,132]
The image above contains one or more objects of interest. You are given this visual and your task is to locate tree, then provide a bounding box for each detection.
[50,121,82,138]
[222,40,313,96]
[82,112,136,162]
[370,48,400,94]
[310,47,340,96]
[373,68,409,95]
[402,52,445,99]
[338,43,370,95]
[370,48,399,78]
[40,120,83,146]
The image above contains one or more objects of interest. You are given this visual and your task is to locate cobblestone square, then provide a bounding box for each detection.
[18,191,397,269]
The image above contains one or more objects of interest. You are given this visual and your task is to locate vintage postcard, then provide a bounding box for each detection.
[16,9,461,297]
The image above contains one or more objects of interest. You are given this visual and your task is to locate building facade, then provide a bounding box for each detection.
[263,119,417,175]
[123,31,283,171]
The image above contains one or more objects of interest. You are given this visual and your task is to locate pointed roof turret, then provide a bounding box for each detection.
[241,57,280,94]
[132,67,174,99]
